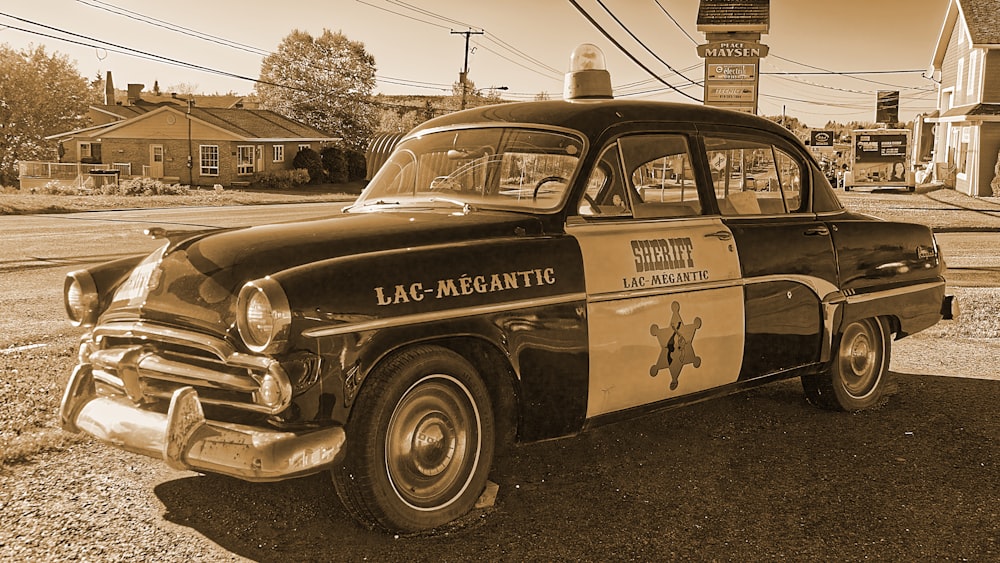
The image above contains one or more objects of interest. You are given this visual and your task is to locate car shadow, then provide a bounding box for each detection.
[153,375,998,561]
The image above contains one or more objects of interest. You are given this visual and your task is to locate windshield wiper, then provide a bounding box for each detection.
[428,197,477,214]
[343,199,401,211]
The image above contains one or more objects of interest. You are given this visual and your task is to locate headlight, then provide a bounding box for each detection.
[65,270,99,327]
[237,278,291,354]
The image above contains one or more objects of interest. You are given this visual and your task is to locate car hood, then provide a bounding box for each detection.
[100,209,545,335]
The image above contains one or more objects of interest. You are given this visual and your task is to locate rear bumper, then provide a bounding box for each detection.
[60,364,345,482]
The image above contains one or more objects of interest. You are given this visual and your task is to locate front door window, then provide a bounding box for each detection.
[149,145,164,178]
[237,146,255,175]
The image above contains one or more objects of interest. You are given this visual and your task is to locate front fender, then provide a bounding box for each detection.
[273,234,591,441]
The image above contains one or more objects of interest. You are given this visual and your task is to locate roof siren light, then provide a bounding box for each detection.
[563,43,613,101]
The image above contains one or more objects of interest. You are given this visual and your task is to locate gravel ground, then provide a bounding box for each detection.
[1,371,995,562]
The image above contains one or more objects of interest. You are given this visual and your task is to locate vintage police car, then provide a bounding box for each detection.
[60,45,953,532]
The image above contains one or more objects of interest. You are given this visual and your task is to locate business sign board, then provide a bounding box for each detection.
[849,129,912,188]
[707,64,757,81]
[705,84,756,103]
[810,130,835,147]
[876,90,900,124]
[697,41,769,58]
[699,40,767,114]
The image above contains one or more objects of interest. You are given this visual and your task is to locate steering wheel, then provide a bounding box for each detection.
[533,175,567,199]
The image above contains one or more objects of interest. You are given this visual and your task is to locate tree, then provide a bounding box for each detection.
[256,29,377,151]
[0,44,98,186]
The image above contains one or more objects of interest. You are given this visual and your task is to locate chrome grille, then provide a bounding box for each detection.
[87,321,290,414]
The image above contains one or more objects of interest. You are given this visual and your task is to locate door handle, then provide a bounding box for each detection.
[804,226,830,236]
[704,230,732,241]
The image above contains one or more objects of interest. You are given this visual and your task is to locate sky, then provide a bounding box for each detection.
[0,0,952,128]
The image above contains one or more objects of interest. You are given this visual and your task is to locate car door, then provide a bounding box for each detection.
[568,133,745,418]
[701,133,839,380]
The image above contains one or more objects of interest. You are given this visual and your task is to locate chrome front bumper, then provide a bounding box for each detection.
[60,364,346,482]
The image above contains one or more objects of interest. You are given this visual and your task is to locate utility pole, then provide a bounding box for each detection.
[451,29,483,110]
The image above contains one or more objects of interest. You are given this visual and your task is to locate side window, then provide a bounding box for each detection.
[579,143,630,217]
[619,134,701,218]
[705,136,803,216]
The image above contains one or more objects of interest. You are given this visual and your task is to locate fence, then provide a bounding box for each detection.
[17,161,133,190]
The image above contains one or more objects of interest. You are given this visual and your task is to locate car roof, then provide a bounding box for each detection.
[408,99,798,144]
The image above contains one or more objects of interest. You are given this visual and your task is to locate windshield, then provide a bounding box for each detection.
[353,127,585,212]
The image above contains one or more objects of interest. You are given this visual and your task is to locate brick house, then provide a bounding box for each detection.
[42,84,338,188]
[924,0,1000,197]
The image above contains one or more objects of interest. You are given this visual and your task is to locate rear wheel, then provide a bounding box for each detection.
[333,345,495,532]
[803,317,891,411]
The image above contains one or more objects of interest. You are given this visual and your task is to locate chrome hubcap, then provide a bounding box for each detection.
[385,375,480,510]
[838,320,882,397]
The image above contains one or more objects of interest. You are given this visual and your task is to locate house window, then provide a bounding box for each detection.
[957,127,969,175]
[298,144,311,152]
[237,146,255,175]
[968,50,978,99]
[200,145,219,176]
[273,145,284,162]
[956,58,964,94]
[78,142,102,164]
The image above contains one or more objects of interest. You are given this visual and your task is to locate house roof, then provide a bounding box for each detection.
[930,0,1000,71]
[941,102,1000,117]
[961,0,1000,44]
[185,107,335,140]
[49,106,338,142]
[696,0,769,32]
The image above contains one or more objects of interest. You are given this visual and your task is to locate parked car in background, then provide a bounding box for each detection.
[60,45,954,533]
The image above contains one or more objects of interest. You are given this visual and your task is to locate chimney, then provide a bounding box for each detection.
[104,71,115,105]
[127,83,144,105]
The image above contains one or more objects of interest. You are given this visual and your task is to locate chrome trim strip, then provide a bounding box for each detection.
[743,274,841,301]
[301,293,587,338]
[843,280,945,305]
[588,273,842,304]
[588,279,742,302]
[95,321,236,360]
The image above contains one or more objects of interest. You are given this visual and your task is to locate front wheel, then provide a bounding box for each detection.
[333,345,495,532]
[802,317,891,411]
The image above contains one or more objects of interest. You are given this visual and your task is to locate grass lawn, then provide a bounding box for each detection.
[0,182,362,215]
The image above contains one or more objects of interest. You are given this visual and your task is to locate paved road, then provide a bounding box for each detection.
[1,204,992,345]
[0,203,340,343]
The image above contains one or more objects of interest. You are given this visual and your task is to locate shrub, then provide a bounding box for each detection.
[321,146,349,184]
[250,168,310,190]
[293,147,326,184]
[106,177,190,196]
[35,180,84,195]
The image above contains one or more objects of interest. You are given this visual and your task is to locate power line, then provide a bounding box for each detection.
[593,0,700,87]
[355,0,564,87]
[76,0,268,56]
[653,0,699,45]
[565,0,701,102]
[77,0,449,94]
[0,11,452,115]
[768,53,928,90]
